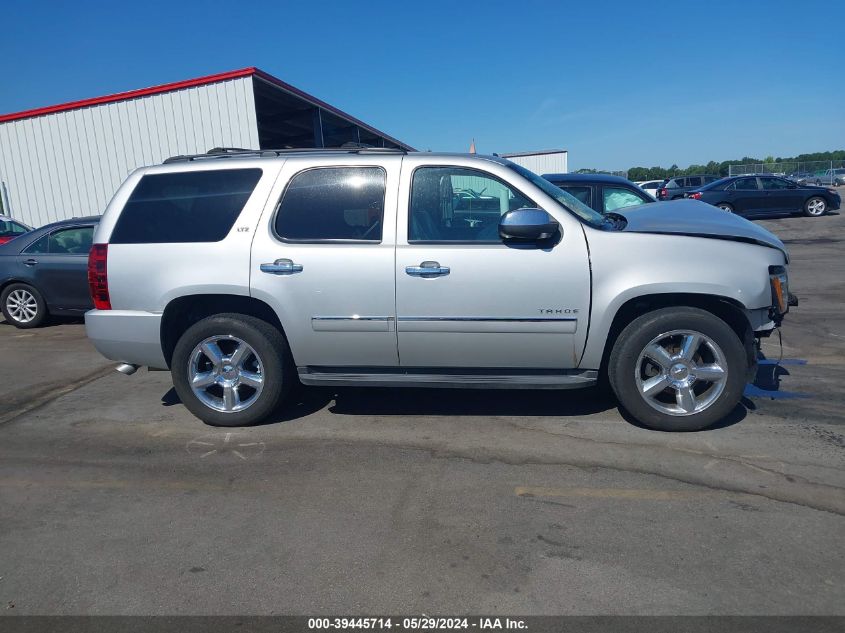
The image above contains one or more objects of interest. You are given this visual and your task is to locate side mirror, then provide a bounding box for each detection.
[499,208,559,241]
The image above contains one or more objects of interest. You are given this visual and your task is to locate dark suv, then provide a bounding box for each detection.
[656,175,720,200]
[543,173,654,214]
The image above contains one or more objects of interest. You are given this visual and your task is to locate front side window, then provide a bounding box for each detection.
[275,167,386,242]
[48,226,94,254]
[409,167,534,242]
[603,186,649,212]
[111,168,263,244]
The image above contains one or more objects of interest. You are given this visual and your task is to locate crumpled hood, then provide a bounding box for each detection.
[618,199,787,258]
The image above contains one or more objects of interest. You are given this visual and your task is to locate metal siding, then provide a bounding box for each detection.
[0,77,257,226]
[505,152,568,176]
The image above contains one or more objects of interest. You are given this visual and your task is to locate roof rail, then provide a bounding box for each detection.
[163,146,407,164]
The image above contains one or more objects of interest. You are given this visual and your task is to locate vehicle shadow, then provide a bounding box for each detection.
[0,314,84,328]
[161,355,802,432]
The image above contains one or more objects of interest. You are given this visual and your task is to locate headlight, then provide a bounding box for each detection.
[769,265,789,315]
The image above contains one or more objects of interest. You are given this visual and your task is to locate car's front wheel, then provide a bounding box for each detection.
[717,203,734,213]
[608,307,747,431]
[804,196,827,217]
[1,283,47,328]
[171,313,292,426]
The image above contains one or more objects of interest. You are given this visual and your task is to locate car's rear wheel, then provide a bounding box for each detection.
[171,313,292,426]
[608,307,747,432]
[804,196,827,217]
[717,203,734,213]
[1,283,47,328]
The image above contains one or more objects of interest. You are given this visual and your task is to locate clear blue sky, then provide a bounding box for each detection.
[1,0,842,170]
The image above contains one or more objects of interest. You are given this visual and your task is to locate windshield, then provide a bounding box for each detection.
[506,163,606,228]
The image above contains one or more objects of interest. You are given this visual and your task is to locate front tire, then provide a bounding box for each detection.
[804,196,827,217]
[608,307,747,431]
[1,283,47,328]
[717,203,734,213]
[171,313,292,426]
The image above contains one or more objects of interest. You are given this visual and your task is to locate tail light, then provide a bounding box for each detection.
[657,188,667,198]
[688,192,702,200]
[0,236,11,244]
[87,243,111,310]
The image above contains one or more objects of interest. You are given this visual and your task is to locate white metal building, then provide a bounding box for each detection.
[501,149,568,176]
[0,67,411,227]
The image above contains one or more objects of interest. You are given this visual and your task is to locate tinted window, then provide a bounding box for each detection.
[761,178,791,190]
[48,226,94,254]
[603,186,648,212]
[275,167,385,241]
[734,177,759,191]
[704,176,719,183]
[666,178,683,189]
[111,168,262,244]
[22,234,49,254]
[410,167,534,242]
[560,186,592,208]
[686,176,703,187]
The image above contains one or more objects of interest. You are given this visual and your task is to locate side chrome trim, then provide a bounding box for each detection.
[297,367,597,390]
[311,316,395,332]
[396,316,577,334]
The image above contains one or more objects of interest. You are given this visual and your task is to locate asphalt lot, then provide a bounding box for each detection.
[1,204,843,615]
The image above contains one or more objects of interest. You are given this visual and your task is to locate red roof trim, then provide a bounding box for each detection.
[0,67,257,123]
[0,66,413,150]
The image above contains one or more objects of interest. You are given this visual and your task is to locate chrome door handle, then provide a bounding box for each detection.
[405,261,450,277]
[23,259,38,266]
[260,259,303,275]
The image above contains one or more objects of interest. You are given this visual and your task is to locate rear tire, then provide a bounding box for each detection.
[1,283,47,328]
[804,196,827,217]
[717,203,734,213]
[171,313,292,426]
[608,307,747,432]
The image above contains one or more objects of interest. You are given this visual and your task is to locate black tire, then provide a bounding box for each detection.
[716,203,734,213]
[171,313,293,426]
[608,307,747,432]
[1,283,48,328]
[803,196,827,217]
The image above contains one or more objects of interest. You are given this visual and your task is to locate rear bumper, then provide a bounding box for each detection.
[85,309,167,369]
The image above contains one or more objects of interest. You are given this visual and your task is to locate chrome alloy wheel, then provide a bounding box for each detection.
[188,335,265,413]
[806,198,826,216]
[6,289,38,323]
[717,204,733,213]
[634,329,728,417]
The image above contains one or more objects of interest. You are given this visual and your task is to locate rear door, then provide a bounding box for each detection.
[18,224,95,311]
[250,156,401,369]
[726,177,764,215]
[394,158,591,369]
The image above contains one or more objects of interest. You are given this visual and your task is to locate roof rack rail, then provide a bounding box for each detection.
[163,146,407,164]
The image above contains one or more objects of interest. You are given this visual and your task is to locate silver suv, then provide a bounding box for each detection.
[86,148,793,432]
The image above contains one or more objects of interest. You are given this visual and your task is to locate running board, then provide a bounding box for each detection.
[297,367,598,390]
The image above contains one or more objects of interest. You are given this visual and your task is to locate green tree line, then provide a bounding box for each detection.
[578,150,845,181]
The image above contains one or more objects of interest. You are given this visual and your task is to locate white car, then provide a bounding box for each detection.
[636,180,665,198]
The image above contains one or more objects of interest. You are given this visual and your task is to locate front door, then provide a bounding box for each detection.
[250,157,401,369]
[395,161,591,369]
[760,177,803,213]
[18,224,95,311]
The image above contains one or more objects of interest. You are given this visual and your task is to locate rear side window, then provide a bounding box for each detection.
[686,176,703,187]
[560,185,592,208]
[274,167,386,242]
[666,178,683,189]
[110,169,262,244]
[734,177,759,191]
